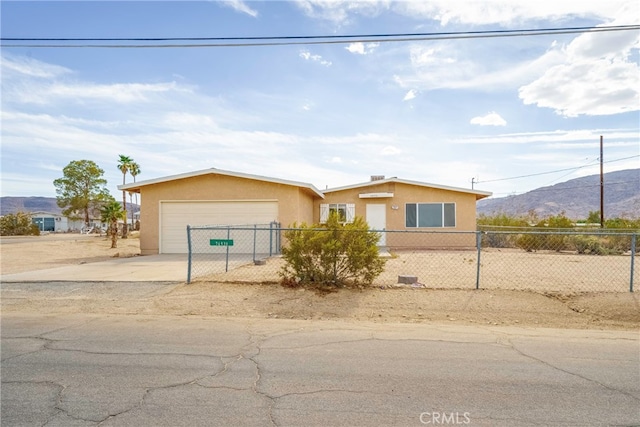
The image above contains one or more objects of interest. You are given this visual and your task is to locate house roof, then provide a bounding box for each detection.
[118,168,325,199]
[324,177,492,200]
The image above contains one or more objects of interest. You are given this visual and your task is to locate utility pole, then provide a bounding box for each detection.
[600,135,604,228]
[471,177,475,189]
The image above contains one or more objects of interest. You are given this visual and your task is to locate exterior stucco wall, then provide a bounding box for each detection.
[316,182,480,249]
[138,174,319,255]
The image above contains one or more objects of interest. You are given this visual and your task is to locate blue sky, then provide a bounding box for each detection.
[1,1,639,201]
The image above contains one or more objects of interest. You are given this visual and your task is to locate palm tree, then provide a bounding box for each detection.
[100,201,124,248]
[128,161,141,229]
[117,155,133,239]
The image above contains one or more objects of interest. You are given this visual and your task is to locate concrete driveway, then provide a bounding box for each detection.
[1,255,188,282]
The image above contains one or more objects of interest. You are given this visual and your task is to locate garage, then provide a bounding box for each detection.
[118,168,323,255]
[159,200,278,253]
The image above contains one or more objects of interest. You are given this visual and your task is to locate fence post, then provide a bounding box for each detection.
[186,225,192,284]
[631,233,636,293]
[253,224,257,262]
[225,226,230,272]
[269,222,274,256]
[475,231,482,290]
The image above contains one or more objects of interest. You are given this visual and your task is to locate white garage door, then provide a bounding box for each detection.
[160,201,278,254]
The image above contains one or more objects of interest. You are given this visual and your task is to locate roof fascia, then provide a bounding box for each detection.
[118,168,325,199]
[324,177,492,199]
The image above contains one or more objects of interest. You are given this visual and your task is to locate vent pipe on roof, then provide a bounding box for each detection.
[371,175,385,181]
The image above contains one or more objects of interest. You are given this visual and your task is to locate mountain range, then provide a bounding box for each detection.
[2,169,638,220]
[0,197,139,217]
[477,169,639,220]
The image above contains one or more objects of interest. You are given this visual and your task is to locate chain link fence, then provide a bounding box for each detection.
[186,223,281,283]
[187,226,638,293]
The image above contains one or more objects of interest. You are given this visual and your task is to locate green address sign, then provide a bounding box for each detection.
[210,239,234,246]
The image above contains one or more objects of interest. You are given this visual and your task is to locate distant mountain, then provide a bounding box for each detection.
[1,197,62,215]
[1,197,139,216]
[477,169,640,220]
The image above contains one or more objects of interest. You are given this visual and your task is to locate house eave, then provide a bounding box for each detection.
[325,177,492,200]
[118,167,325,199]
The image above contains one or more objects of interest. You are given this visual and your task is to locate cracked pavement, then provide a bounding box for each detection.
[1,313,639,426]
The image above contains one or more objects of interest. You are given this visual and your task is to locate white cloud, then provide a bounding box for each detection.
[395,41,566,92]
[470,112,506,126]
[1,54,72,78]
[3,61,191,105]
[345,42,379,55]
[519,59,639,117]
[299,50,332,67]
[218,0,258,17]
[396,0,632,25]
[26,81,186,105]
[452,128,639,144]
[381,146,401,155]
[402,89,416,101]
[518,17,640,117]
[294,0,389,25]
[296,0,633,26]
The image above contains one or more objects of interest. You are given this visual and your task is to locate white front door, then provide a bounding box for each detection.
[366,204,386,246]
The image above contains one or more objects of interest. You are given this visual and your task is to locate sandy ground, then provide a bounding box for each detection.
[1,233,639,330]
[0,233,141,275]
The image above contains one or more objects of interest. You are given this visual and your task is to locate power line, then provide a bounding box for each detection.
[539,157,600,187]
[2,24,638,48]
[476,155,640,185]
[4,24,637,41]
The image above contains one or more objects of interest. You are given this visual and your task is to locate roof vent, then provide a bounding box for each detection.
[370,175,385,181]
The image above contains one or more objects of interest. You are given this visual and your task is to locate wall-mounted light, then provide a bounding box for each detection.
[391,205,399,210]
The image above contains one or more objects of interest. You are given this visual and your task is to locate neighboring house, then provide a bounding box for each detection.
[30,212,62,232]
[30,211,79,232]
[30,211,103,233]
[119,169,491,255]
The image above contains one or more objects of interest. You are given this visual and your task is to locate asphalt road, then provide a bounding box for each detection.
[2,312,639,427]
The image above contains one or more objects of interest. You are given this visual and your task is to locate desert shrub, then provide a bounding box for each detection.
[0,212,40,236]
[605,217,640,229]
[571,235,606,255]
[477,213,529,228]
[540,213,573,250]
[515,233,544,252]
[477,213,530,248]
[280,212,386,288]
[515,213,574,252]
[601,218,639,253]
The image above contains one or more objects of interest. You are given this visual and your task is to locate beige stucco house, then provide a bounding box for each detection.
[119,168,491,254]
[318,176,491,249]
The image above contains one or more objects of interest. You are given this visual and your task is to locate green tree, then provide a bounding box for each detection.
[100,201,125,248]
[54,160,113,226]
[0,212,40,236]
[128,161,141,228]
[117,155,134,238]
[587,211,601,225]
[280,212,386,288]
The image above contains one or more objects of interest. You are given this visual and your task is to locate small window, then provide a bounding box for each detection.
[405,203,456,228]
[320,203,355,223]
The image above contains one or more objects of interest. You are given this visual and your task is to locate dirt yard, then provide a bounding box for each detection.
[1,233,639,330]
